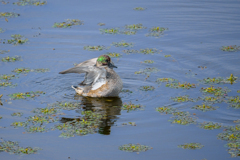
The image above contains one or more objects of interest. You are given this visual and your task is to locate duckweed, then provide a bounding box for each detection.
[170,115,196,125]
[135,67,160,75]
[121,30,136,35]
[164,55,171,57]
[0,81,17,88]
[199,122,222,130]
[106,52,121,58]
[139,86,155,91]
[13,0,47,6]
[7,34,28,45]
[119,144,152,153]
[11,112,23,117]
[0,12,20,18]
[0,74,17,80]
[0,140,41,155]
[11,121,28,127]
[192,103,219,112]
[198,77,225,84]
[166,82,196,89]
[146,27,168,37]
[0,50,9,54]
[112,40,133,47]
[226,74,237,84]
[142,60,154,64]
[50,101,82,110]
[133,7,146,11]
[156,78,177,83]
[1,56,21,62]
[121,89,133,93]
[100,28,119,34]
[32,107,59,115]
[200,86,230,97]
[52,111,106,138]
[227,96,240,109]
[9,91,45,100]
[122,102,144,112]
[53,19,83,28]
[84,45,109,51]
[171,95,198,102]
[26,126,46,133]
[12,68,49,74]
[0,28,5,33]
[125,24,147,30]
[202,96,224,104]
[221,45,240,52]
[123,48,160,55]
[156,106,176,114]
[226,142,240,157]
[97,23,105,26]
[178,143,204,149]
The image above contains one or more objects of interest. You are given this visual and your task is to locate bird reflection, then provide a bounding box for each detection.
[60,95,122,135]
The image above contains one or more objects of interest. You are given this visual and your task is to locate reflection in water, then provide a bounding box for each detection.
[60,95,122,135]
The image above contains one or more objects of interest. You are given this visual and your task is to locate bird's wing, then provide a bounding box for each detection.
[59,65,106,85]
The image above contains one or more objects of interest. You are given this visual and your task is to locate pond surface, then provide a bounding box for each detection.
[1,0,240,159]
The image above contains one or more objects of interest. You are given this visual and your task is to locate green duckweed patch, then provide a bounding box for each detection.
[142,60,154,64]
[100,28,119,34]
[199,74,237,85]
[97,23,105,26]
[50,101,82,110]
[237,90,240,93]
[7,34,28,45]
[199,122,222,130]
[123,48,160,55]
[32,107,60,115]
[84,45,109,51]
[1,56,21,62]
[0,74,17,81]
[0,12,20,18]
[122,102,144,112]
[0,28,5,33]
[156,78,177,83]
[139,86,155,91]
[52,111,106,138]
[166,82,196,89]
[106,52,122,58]
[135,67,160,75]
[0,81,17,88]
[227,96,240,109]
[119,144,152,153]
[122,122,136,126]
[133,7,146,11]
[112,40,133,47]
[125,24,147,30]
[170,114,196,125]
[11,112,23,117]
[121,89,133,93]
[121,30,136,35]
[9,91,45,100]
[146,27,168,37]
[221,45,240,52]
[192,103,219,112]
[0,140,41,155]
[12,68,49,74]
[0,50,9,54]
[171,95,199,103]
[200,86,230,97]
[226,142,240,157]
[156,106,176,114]
[164,55,171,57]
[13,0,47,6]
[178,143,204,150]
[53,19,83,28]
[202,96,224,104]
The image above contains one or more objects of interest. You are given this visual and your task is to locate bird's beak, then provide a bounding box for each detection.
[109,62,117,68]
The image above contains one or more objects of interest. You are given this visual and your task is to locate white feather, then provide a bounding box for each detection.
[91,79,106,90]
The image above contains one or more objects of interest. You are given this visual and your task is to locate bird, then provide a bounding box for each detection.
[59,55,123,97]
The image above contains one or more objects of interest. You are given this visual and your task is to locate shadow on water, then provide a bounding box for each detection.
[60,95,122,135]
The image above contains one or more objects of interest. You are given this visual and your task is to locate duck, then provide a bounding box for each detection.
[59,55,123,97]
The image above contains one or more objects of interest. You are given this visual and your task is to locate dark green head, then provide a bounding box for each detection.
[96,55,117,68]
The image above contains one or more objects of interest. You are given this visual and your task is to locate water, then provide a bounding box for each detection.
[1,0,240,159]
